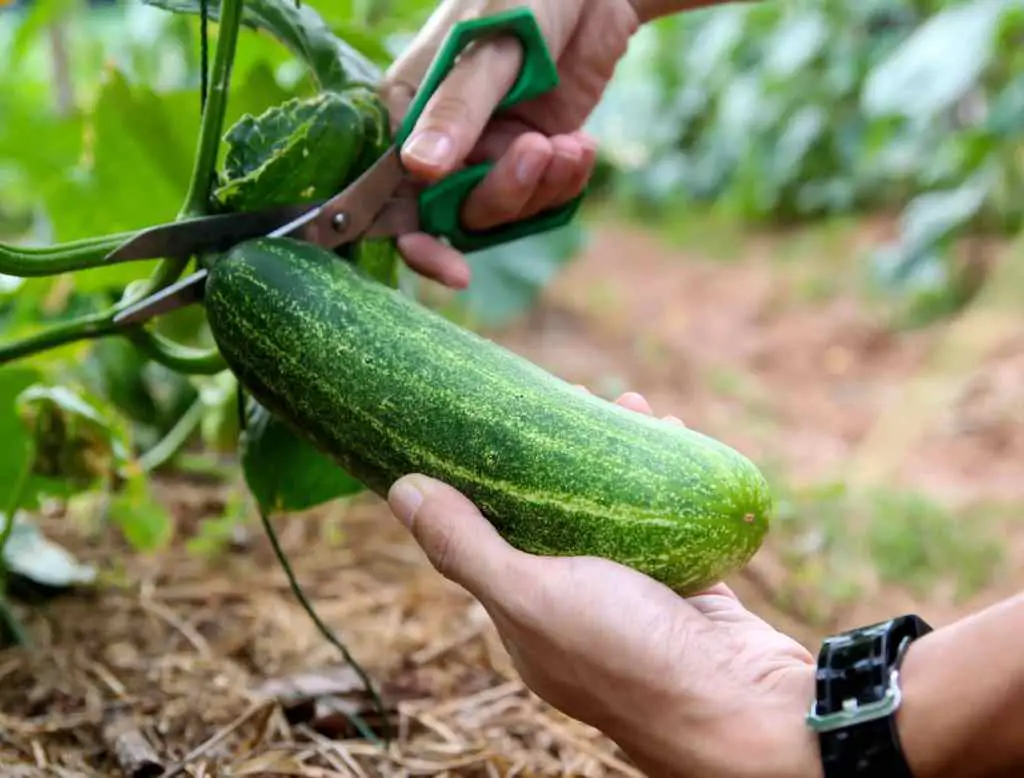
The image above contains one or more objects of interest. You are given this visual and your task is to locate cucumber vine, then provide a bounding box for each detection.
[0,0,244,373]
[0,0,392,746]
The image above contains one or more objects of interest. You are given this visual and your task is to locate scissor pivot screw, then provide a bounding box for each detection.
[331,212,350,232]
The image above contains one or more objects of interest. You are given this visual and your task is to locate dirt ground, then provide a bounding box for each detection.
[2,216,1022,777]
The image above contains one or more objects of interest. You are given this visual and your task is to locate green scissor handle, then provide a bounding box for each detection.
[394,7,585,254]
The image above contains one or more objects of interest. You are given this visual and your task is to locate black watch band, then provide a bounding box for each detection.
[806,613,933,778]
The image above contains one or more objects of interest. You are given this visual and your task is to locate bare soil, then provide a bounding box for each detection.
[2,217,1021,777]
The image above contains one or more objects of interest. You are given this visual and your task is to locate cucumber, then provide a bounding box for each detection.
[204,237,773,594]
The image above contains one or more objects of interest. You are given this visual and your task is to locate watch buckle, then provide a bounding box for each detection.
[805,670,903,733]
[805,634,913,733]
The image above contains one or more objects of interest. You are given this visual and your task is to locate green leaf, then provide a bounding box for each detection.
[454,224,586,329]
[770,106,827,190]
[0,367,44,511]
[6,0,79,68]
[34,68,203,294]
[869,169,993,317]
[143,0,384,91]
[78,337,163,431]
[329,21,395,65]
[241,400,365,514]
[861,0,1013,121]
[1,511,97,590]
[16,383,132,495]
[900,171,992,259]
[681,5,749,83]
[0,80,86,219]
[762,10,829,78]
[215,92,368,211]
[986,73,1024,137]
[226,58,303,126]
[67,68,200,236]
[108,473,174,551]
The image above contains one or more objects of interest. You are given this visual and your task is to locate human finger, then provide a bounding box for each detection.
[460,132,555,231]
[615,392,654,415]
[516,133,584,217]
[460,128,595,232]
[559,131,598,202]
[397,233,471,289]
[399,34,526,181]
[387,473,525,602]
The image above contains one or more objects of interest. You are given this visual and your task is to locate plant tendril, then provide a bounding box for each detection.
[257,505,392,747]
[125,328,228,376]
[135,397,207,474]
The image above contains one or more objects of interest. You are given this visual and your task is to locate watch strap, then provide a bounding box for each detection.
[809,614,933,778]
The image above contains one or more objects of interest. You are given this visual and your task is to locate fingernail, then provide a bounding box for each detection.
[388,477,424,529]
[516,150,547,186]
[404,131,454,168]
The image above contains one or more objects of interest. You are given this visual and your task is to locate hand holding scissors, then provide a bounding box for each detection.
[108,8,587,327]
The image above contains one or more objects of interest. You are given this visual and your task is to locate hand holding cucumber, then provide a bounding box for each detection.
[386,390,821,778]
[387,390,1024,778]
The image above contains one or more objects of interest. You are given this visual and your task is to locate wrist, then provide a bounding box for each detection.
[629,0,750,25]
[618,664,822,778]
[895,595,1024,778]
[894,635,953,778]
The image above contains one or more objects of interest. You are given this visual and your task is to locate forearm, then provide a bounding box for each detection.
[897,592,1024,778]
[630,0,756,24]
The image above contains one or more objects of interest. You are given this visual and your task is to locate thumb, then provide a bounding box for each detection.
[387,473,519,600]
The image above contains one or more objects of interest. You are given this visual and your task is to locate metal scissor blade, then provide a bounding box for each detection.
[103,203,325,263]
[109,149,411,328]
[277,149,409,250]
[112,269,209,326]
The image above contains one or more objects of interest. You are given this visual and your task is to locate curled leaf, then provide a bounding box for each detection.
[16,384,129,491]
[215,92,372,212]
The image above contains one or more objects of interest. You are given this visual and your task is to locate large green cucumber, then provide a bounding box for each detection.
[204,237,773,594]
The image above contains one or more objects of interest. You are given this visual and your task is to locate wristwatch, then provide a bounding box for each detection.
[806,613,934,777]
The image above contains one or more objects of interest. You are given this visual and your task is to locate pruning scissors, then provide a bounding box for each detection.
[109,7,583,327]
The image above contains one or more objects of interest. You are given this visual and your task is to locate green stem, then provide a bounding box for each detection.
[181,0,244,217]
[0,444,33,648]
[126,328,228,375]
[0,437,36,593]
[135,396,207,473]
[0,232,139,277]
[143,0,247,296]
[0,0,247,369]
[257,505,389,746]
[0,312,120,367]
[0,598,30,648]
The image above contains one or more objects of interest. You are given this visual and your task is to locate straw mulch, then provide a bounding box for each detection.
[0,474,655,778]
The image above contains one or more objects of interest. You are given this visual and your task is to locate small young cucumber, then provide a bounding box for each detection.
[204,237,773,595]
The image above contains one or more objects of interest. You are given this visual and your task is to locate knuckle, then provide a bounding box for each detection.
[466,192,518,229]
[491,554,544,621]
[423,90,476,131]
[427,516,462,580]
